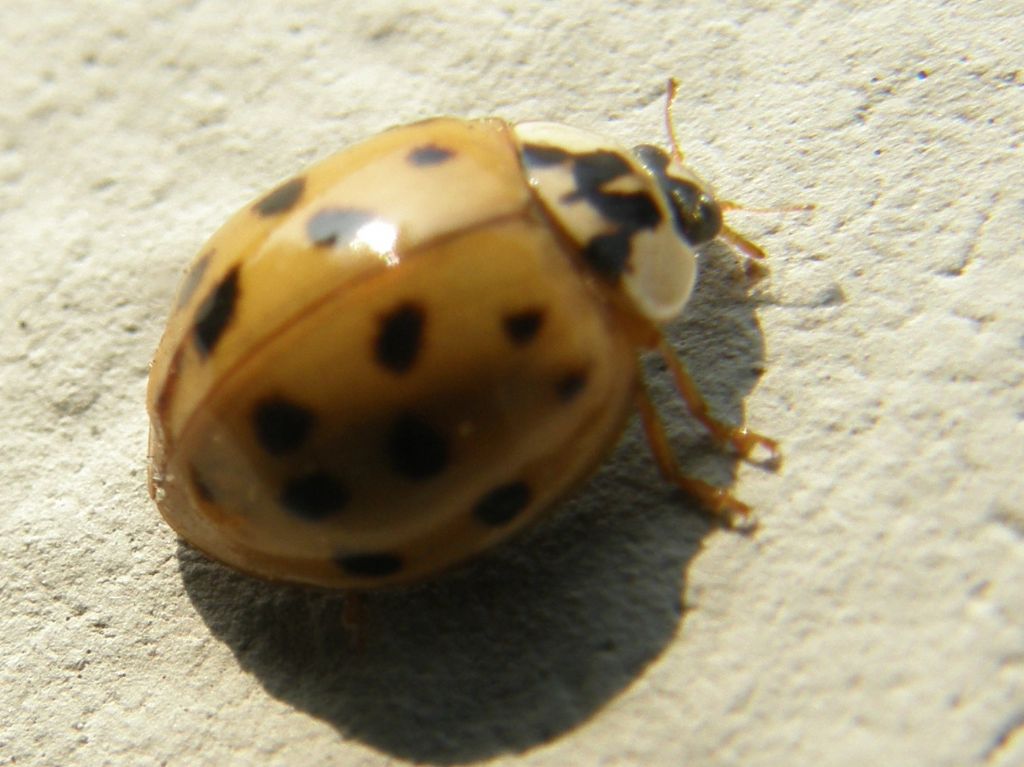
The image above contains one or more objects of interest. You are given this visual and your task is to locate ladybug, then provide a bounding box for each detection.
[147,80,779,590]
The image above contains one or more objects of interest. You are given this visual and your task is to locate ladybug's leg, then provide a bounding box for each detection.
[717,222,767,262]
[718,224,769,280]
[653,336,780,467]
[634,376,752,527]
[718,200,813,278]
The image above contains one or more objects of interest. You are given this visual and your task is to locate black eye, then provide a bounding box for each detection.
[632,145,723,246]
[668,181,722,245]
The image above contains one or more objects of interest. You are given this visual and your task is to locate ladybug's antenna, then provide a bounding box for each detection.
[662,76,814,273]
[664,78,685,164]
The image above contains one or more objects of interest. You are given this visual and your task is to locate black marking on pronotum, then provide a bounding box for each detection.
[567,151,633,197]
[376,303,426,374]
[531,148,665,282]
[176,249,213,309]
[577,186,662,278]
[521,143,572,168]
[473,481,531,526]
[387,413,449,480]
[502,309,545,346]
[586,191,662,232]
[252,177,306,217]
[280,471,350,520]
[408,144,455,166]
[581,231,633,279]
[555,368,588,402]
[193,266,240,357]
[334,552,403,578]
[307,208,377,248]
[253,397,315,455]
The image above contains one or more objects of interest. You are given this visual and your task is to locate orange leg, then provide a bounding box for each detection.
[655,337,780,467]
[718,223,768,262]
[719,224,769,280]
[718,201,814,277]
[634,379,752,528]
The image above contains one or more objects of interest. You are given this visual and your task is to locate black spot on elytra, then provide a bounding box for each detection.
[375,303,425,374]
[334,552,403,578]
[252,177,306,217]
[503,309,545,345]
[193,266,240,357]
[176,250,213,309]
[473,481,531,526]
[189,464,216,502]
[253,397,315,454]
[408,144,454,166]
[307,208,376,247]
[521,143,572,168]
[281,471,349,520]
[556,368,588,402]
[387,413,449,480]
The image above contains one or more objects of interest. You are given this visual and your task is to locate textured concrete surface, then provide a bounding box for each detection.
[2,2,1022,766]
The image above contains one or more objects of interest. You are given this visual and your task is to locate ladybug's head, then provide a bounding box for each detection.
[631,144,723,247]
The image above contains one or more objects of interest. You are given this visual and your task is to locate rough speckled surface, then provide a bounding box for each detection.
[1,2,1022,766]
